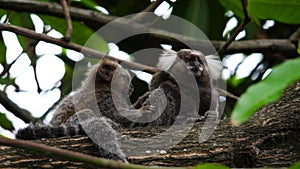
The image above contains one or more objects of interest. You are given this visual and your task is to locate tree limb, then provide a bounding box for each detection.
[0,136,182,169]
[0,0,298,57]
[0,81,299,168]
[0,23,159,74]
[0,90,38,123]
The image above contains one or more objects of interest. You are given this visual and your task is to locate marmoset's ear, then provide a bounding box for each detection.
[205,54,223,80]
[157,49,178,71]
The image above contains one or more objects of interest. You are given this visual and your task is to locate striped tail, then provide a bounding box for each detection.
[16,123,84,140]
[15,123,128,162]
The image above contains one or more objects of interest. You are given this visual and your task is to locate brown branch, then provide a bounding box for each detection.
[0,0,298,57]
[218,0,251,55]
[0,137,180,169]
[1,80,299,168]
[60,0,72,42]
[0,50,23,77]
[0,90,38,123]
[31,57,43,93]
[217,88,239,100]
[0,23,159,74]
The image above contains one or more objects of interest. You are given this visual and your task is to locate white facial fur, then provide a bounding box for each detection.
[158,49,222,80]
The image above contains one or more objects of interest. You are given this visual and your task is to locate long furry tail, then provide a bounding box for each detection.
[15,123,84,140]
[15,123,128,162]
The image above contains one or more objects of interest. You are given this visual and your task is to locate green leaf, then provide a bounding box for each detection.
[0,77,15,86]
[248,0,300,24]
[0,78,9,85]
[194,163,230,169]
[297,42,300,55]
[231,57,300,126]
[0,9,7,17]
[227,75,246,87]
[220,0,300,24]
[0,112,14,131]
[0,34,7,64]
[80,0,98,11]
[289,161,300,169]
[184,0,209,36]
[173,0,226,40]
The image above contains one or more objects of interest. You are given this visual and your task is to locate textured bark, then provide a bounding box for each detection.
[0,81,299,168]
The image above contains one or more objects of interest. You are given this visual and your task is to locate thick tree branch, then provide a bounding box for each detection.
[0,81,299,168]
[0,137,181,169]
[0,0,298,57]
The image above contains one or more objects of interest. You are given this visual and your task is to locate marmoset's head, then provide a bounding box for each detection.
[157,49,222,80]
[97,57,133,95]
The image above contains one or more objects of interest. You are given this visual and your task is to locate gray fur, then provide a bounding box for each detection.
[16,49,222,162]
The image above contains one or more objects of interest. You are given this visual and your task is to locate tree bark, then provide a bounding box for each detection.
[1,81,299,168]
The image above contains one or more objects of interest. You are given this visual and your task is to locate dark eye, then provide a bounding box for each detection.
[194,60,200,66]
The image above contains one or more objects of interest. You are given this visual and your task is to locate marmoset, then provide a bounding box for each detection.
[16,49,222,162]
[134,49,222,123]
[16,56,164,162]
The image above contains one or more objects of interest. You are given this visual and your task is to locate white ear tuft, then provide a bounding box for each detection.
[206,55,223,80]
[157,49,177,71]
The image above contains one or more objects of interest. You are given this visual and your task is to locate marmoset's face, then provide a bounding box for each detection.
[177,49,206,78]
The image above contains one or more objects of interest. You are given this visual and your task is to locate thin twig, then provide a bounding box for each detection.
[0,90,38,123]
[0,50,24,77]
[217,88,239,100]
[0,136,185,169]
[60,0,72,42]
[218,0,251,55]
[32,59,43,93]
[25,38,43,93]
